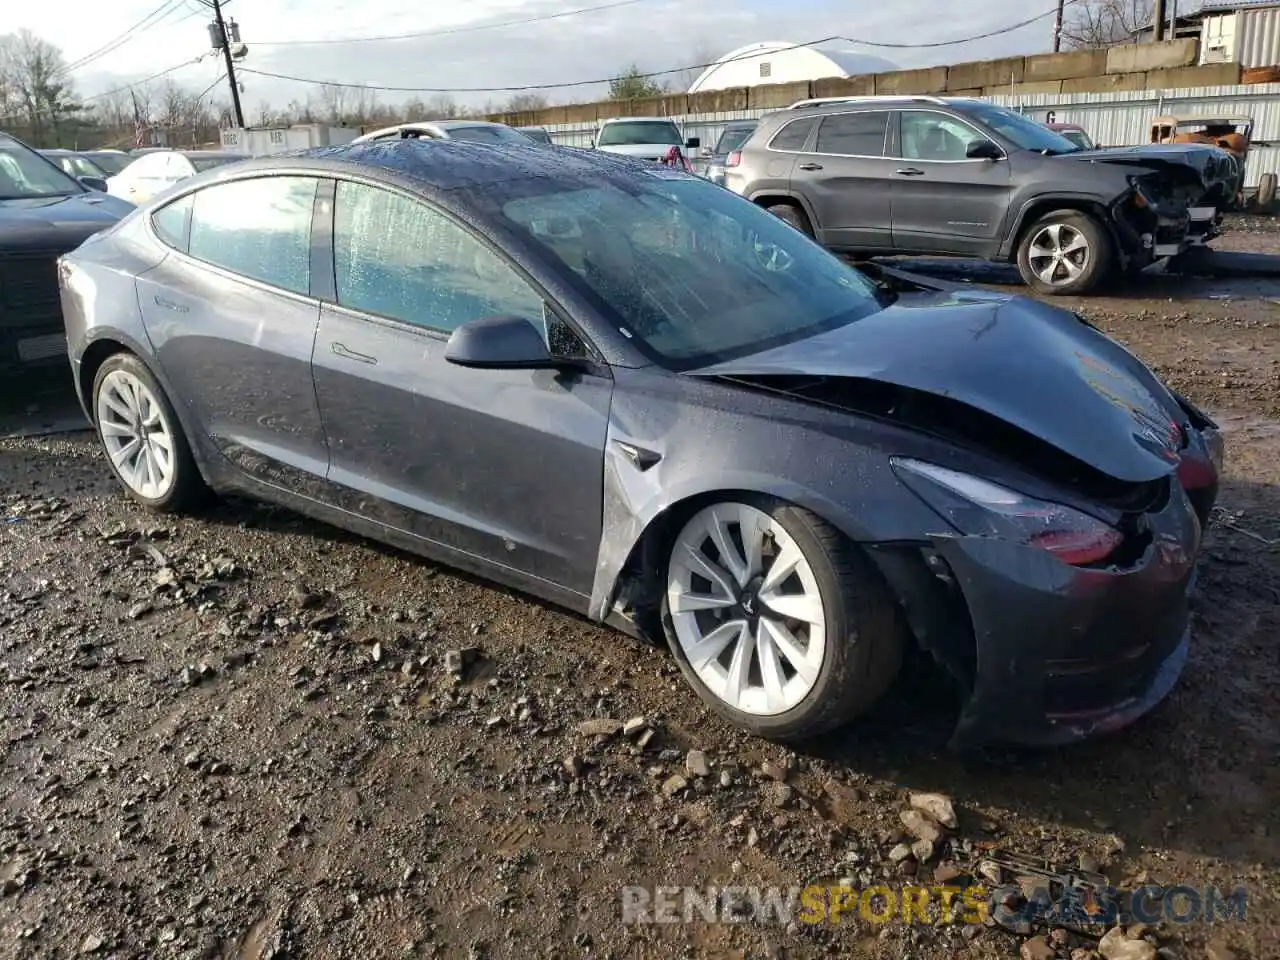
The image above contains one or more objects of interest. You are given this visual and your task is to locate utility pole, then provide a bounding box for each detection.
[1052,0,1064,52]
[210,0,244,128]
[1153,0,1167,42]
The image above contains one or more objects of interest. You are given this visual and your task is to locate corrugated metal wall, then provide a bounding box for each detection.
[543,83,1280,189]
[1240,8,1280,67]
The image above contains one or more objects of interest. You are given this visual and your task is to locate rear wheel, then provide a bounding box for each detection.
[661,496,903,742]
[92,353,207,512]
[764,201,814,238]
[1016,210,1113,295]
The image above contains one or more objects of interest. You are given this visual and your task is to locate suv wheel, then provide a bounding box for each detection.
[764,202,814,238]
[1016,210,1113,295]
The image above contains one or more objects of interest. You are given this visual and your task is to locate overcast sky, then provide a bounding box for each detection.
[20,0,1062,110]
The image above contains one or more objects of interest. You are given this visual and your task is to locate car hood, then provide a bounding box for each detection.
[0,192,134,249]
[596,143,678,161]
[1061,143,1236,188]
[693,291,1187,484]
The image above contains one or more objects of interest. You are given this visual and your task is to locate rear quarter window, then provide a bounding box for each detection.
[768,117,816,152]
[151,193,194,251]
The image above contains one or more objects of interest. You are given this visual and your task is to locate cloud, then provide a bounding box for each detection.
[33,0,1056,110]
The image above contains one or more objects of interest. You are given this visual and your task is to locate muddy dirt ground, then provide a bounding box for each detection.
[0,219,1277,960]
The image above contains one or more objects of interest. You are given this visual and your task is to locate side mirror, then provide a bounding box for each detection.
[685,137,701,150]
[966,139,1003,161]
[78,175,109,192]
[444,315,565,370]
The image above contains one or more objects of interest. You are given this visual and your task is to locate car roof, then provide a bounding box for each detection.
[227,137,665,193]
[599,116,679,123]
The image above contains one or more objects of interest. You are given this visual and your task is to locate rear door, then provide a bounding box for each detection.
[789,110,896,250]
[889,109,1015,257]
[135,175,331,488]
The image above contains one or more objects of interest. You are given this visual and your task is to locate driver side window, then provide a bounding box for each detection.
[900,111,987,162]
[334,181,544,334]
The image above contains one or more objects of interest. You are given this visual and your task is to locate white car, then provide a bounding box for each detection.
[352,120,536,145]
[106,149,249,204]
[593,117,700,162]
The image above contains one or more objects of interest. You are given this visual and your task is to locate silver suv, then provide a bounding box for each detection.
[725,96,1228,295]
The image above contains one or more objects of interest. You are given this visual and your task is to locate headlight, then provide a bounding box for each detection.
[1127,175,1158,210]
[891,458,1123,566]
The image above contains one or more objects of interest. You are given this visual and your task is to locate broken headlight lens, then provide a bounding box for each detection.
[1200,426,1225,473]
[1127,175,1158,210]
[891,458,1123,566]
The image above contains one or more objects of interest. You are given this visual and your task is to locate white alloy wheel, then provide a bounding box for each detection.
[96,368,177,500]
[1026,221,1091,287]
[666,502,828,716]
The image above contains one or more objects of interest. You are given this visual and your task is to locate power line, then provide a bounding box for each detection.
[250,0,650,46]
[237,7,1071,96]
[60,0,186,77]
[0,55,207,124]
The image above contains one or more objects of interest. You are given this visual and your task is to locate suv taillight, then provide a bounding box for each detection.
[725,150,741,168]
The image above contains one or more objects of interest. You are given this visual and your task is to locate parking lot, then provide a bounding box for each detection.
[1,217,1277,959]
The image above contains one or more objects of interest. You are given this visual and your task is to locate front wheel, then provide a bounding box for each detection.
[660,496,903,742]
[1016,210,1113,296]
[92,353,208,512]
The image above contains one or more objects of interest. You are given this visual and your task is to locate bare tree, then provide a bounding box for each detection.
[1062,0,1155,49]
[0,30,82,145]
[504,92,549,113]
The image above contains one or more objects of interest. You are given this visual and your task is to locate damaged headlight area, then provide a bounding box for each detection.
[890,458,1123,566]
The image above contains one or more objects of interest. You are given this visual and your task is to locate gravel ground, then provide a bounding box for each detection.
[0,220,1277,960]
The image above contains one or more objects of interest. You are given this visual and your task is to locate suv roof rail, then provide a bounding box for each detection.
[785,94,950,110]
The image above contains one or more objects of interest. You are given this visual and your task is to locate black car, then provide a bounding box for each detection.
[727,96,1238,295]
[0,134,134,375]
[58,139,1221,749]
[693,119,758,184]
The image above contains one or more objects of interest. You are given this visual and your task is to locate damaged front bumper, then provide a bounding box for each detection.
[874,473,1212,751]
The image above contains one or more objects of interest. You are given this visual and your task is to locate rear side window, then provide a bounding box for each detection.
[187,176,318,295]
[815,112,889,157]
[769,117,816,152]
[151,194,194,251]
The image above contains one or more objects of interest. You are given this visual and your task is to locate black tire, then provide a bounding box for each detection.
[92,352,209,513]
[764,201,814,238]
[660,495,904,743]
[1015,209,1113,296]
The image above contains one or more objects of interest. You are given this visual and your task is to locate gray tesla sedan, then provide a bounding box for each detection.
[56,139,1223,750]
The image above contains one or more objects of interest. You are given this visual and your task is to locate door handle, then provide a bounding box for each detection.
[798,162,823,171]
[330,341,378,365]
[896,168,925,176]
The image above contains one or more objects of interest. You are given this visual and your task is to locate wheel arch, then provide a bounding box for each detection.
[1000,195,1117,262]
[747,190,819,233]
[590,475,875,628]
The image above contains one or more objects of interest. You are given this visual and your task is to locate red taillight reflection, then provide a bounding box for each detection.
[1030,528,1124,566]
[725,150,741,168]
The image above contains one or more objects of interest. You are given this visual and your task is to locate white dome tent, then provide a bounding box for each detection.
[687,41,899,93]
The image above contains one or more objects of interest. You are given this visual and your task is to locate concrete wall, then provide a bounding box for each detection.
[486,40,1242,129]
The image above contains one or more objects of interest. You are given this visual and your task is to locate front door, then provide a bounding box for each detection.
[791,110,896,250]
[310,180,611,596]
[889,110,1014,257]
[136,175,330,490]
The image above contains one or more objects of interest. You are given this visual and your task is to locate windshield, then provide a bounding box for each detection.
[191,155,246,171]
[714,125,756,155]
[491,173,883,369]
[86,152,132,175]
[55,154,108,178]
[597,121,682,147]
[965,102,1081,155]
[445,125,531,144]
[1062,130,1095,150]
[0,141,83,198]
